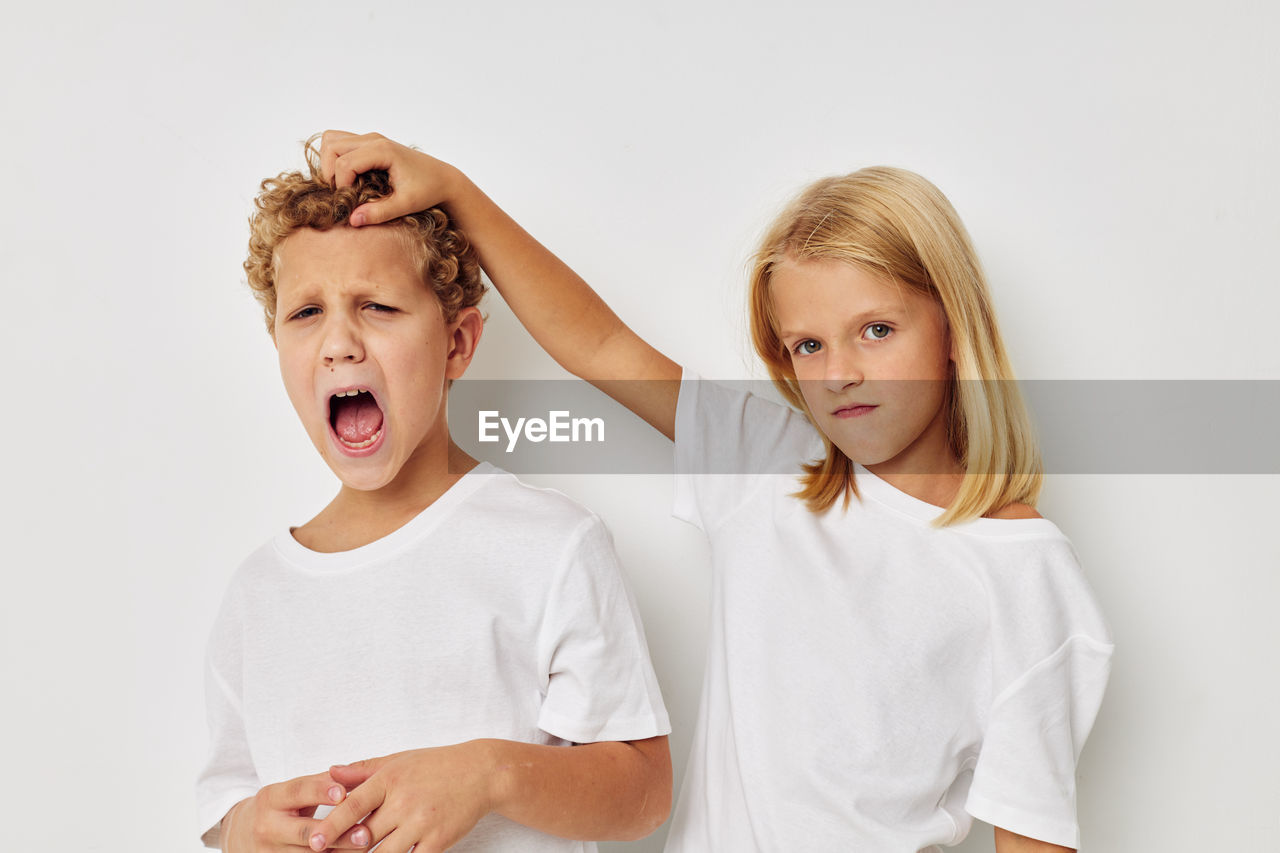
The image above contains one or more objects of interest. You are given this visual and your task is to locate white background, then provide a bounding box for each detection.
[3,1,1278,850]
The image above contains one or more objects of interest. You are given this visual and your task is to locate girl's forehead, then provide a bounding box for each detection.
[770,257,934,326]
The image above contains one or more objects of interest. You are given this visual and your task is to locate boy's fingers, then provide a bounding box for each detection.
[311,780,386,851]
[266,772,347,811]
[326,823,375,849]
[256,808,332,850]
[329,758,383,787]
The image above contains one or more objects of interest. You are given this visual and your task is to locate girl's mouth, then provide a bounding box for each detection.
[832,404,877,419]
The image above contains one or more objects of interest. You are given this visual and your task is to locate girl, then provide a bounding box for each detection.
[317,132,1112,853]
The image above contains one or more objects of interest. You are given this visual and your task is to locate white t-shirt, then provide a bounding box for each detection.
[666,373,1113,852]
[196,463,670,851]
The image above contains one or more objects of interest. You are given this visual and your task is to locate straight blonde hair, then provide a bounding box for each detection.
[748,167,1042,526]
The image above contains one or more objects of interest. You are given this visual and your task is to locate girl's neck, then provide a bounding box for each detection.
[861,401,965,508]
[864,464,965,509]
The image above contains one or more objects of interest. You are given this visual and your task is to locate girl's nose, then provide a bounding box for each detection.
[823,347,863,392]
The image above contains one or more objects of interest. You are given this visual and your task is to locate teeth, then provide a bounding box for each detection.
[338,427,382,450]
[335,389,368,397]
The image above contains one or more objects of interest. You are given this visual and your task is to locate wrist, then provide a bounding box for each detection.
[471,738,515,817]
[220,797,250,852]
[440,165,479,211]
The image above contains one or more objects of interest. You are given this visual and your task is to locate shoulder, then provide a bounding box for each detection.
[985,502,1043,520]
[227,537,284,586]
[970,528,1113,654]
[467,468,612,550]
[475,468,598,522]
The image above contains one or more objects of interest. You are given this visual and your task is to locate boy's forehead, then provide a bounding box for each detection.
[276,225,423,292]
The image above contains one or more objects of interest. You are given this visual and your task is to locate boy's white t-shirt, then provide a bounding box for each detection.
[667,372,1113,852]
[196,463,670,851]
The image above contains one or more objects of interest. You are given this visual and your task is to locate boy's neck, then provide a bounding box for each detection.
[293,441,480,553]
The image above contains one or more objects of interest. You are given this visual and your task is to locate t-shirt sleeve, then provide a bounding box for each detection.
[965,540,1115,849]
[535,515,671,744]
[672,367,820,532]
[194,582,261,847]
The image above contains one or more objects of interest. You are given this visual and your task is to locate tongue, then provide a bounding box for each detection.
[334,395,384,443]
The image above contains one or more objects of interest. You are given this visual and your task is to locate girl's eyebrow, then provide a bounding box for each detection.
[778,304,908,339]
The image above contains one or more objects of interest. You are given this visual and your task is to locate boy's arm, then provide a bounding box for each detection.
[308,735,671,851]
[994,826,1075,853]
[319,130,681,439]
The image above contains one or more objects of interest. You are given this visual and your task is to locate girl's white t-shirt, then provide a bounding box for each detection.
[196,463,670,851]
[666,372,1112,852]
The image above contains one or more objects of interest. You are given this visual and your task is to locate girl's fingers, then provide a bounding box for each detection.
[318,129,359,181]
[318,130,386,182]
[330,142,404,191]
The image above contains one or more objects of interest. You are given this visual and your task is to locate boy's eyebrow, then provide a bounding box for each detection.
[777,304,908,339]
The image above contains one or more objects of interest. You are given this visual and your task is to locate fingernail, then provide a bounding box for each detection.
[328,784,344,803]
[351,212,366,227]
[309,834,326,851]
[352,827,370,846]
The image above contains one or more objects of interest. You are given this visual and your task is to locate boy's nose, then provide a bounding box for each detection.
[321,318,365,365]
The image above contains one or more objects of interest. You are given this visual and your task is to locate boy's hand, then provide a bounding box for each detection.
[308,743,494,853]
[318,130,462,227]
[221,772,372,852]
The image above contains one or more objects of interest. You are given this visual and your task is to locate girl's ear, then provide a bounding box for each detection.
[445,306,484,380]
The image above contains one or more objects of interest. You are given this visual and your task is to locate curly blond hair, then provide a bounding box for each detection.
[244,137,484,332]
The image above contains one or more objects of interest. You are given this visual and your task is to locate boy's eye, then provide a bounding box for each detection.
[290,306,320,320]
[794,340,822,356]
[366,302,398,313]
[864,323,892,341]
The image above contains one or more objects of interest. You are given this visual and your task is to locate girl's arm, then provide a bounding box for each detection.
[994,826,1075,853]
[320,131,681,440]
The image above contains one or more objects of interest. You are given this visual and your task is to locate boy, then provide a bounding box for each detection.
[196,140,672,852]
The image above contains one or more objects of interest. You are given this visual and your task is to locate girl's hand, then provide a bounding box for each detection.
[317,130,463,227]
[221,773,371,852]
[308,743,495,853]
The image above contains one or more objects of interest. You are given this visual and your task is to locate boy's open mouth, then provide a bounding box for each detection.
[329,389,385,449]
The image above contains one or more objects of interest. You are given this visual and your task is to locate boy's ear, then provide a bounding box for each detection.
[444,306,484,380]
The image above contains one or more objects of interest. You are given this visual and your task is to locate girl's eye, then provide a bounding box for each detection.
[864,323,892,341]
[794,339,822,356]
